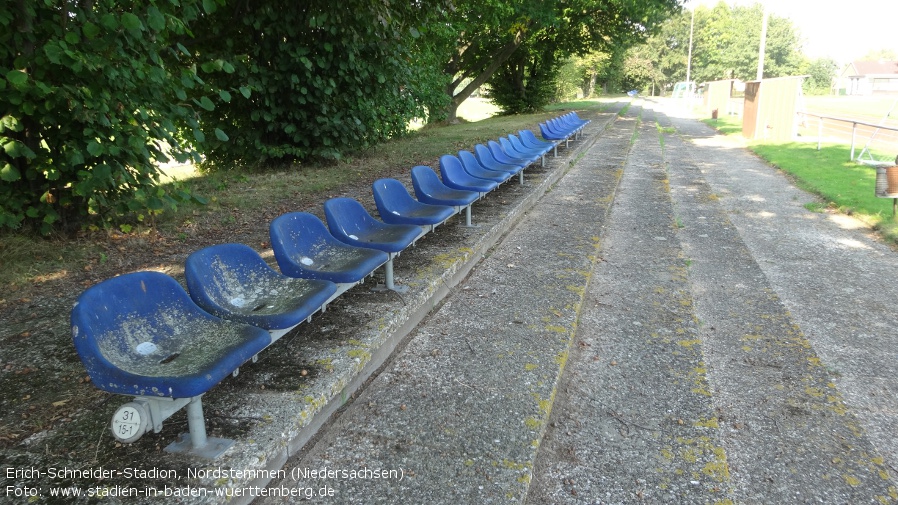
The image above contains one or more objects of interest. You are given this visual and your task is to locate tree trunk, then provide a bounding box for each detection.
[440,29,525,122]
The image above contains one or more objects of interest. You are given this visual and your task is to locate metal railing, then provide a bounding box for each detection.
[796,111,898,163]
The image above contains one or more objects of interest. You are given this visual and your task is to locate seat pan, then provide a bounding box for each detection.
[185,244,337,330]
[325,198,423,254]
[411,166,479,207]
[71,271,271,398]
[270,212,389,284]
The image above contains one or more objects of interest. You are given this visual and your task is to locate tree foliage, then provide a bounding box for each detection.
[191,0,450,167]
[627,2,805,94]
[476,0,679,114]
[1,0,218,234]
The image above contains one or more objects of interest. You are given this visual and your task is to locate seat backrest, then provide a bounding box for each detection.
[372,178,417,218]
[489,140,520,163]
[185,243,279,313]
[71,271,217,377]
[473,144,497,165]
[439,154,469,181]
[520,129,544,146]
[458,150,486,172]
[271,212,338,272]
[323,197,379,240]
[500,137,525,155]
[508,134,532,152]
[410,165,442,199]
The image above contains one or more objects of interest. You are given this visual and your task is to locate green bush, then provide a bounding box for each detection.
[193,1,449,169]
[1,0,217,234]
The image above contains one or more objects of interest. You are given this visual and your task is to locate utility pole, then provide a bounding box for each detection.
[686,6,695,86]
[757,4,769,80]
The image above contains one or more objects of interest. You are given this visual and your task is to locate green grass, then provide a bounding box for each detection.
[703,116,898,243]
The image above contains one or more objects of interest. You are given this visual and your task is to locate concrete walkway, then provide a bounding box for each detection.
[266,99,898,504]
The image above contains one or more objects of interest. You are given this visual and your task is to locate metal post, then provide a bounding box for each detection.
[850,122,857,160]
[186,396,208,450]
[817,116,823,151]
[384,258,395,290]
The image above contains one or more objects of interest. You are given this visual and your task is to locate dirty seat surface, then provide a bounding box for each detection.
[269,212,389,284]
[185,243,338,330]
[71,271,271,398]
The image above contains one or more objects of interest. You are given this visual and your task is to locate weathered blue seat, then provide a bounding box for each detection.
[459,149,518,177]
[488,140,533,167]
[540,121,573,149]
[71,271,272,457]
[372,178,455,232]
[269,212,389,289]
[473,144,525,185]
[446,153,510,186]
[438,155,499,195]
[508,135,555,166]
[185,243,337,339]
[519,129,559,157]
[410,165,479,227]
[500,136,543,166]
[324,197,424,291]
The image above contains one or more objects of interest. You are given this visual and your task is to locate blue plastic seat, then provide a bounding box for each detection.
[547,117,578,137]
[438,155,499,195]
[508,134,550,165]
[458,149,516,177]
[324,198,424,291]
[540,121,573,149]
[473,145,525,185]
[519,129,558,153]
[71,271,271,399]
[487,138,539,167]
[185,243,337,334]
[488,140,533,167]
[447,153,510,186]
[410,166,479,207]
[372,178,455,230]
[500,137,542,165]
[324,198,423,254]
[269,212,389,285]
[410,166,479,227]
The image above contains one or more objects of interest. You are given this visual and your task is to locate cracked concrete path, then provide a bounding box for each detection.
[262,105,636,504]
[531,101,897,504]
[263,99,898,504]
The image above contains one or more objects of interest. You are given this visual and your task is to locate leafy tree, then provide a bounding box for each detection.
[191,1,450,167]
[802,57,838,95]
[480,0,679,114]
[435,0,679,120]
[1,0,217,234]
[627,2,805,94]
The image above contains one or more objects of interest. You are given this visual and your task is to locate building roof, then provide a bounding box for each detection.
[848,60,898,77]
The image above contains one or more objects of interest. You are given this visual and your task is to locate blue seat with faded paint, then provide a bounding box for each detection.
[71,271,272,457]
[185,243,337,336]
[473,145,525,185]
[519,129,559,156]
[438,154,499,195]
[324,197,424,254]
[508,133,551,165]
[372,178,455,231]
[324,197,424,291]
[540,120,574,149]
[487,140,532,168]
[269,212,389,286]
[445,153,510,185]
[410,166,479,227]
[459,149,520,178]
[72,271,271,399]
[500,137,542,166]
